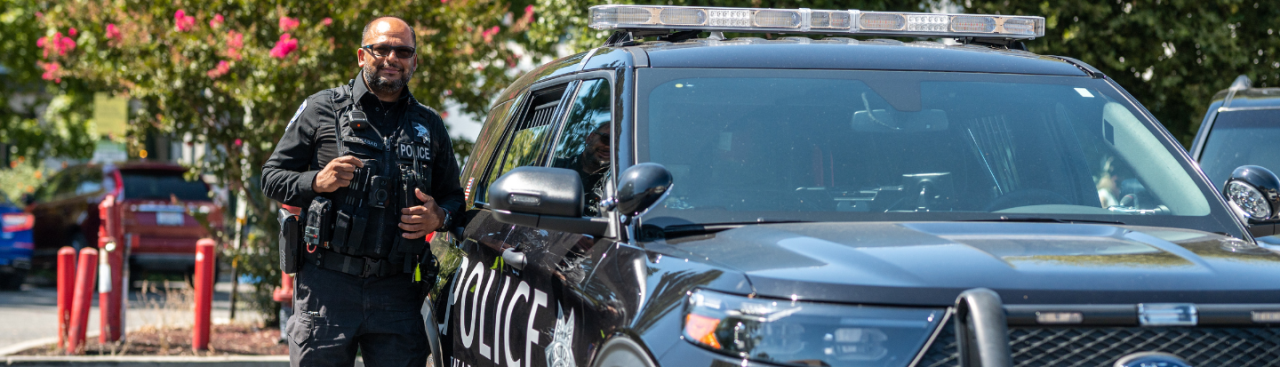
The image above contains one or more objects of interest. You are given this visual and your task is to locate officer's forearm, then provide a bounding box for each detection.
[262,166,320,207]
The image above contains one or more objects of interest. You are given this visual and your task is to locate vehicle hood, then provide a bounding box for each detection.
[664,222,1280,306]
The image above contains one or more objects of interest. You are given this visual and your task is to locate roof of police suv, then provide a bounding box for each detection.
[620,37,1090,76]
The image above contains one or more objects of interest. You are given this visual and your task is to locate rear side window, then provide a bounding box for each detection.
[121,172,210,201]
[476,83,572,202]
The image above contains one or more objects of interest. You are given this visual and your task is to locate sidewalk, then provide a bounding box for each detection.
[0,279,266,357]
[3,355,294,366]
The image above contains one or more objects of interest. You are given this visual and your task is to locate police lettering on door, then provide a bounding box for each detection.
[441,257,577,367]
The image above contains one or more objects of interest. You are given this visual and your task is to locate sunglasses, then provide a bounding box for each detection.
[361,44,416,59]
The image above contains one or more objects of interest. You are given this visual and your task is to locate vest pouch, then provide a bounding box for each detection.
[278,209,302,275]
[344,212,368,256]
[304,197,333,248]
[330,210,352,254]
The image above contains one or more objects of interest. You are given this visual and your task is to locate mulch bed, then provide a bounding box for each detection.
[16,323,288,356]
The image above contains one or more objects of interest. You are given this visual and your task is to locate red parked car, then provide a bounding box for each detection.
[27,162,222,277]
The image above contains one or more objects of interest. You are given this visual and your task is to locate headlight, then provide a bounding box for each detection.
[683,289,944,367]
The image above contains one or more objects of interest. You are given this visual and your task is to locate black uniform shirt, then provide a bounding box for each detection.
[261,71,465,231]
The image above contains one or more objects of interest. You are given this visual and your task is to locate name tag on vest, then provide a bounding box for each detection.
[343,136,384,150]
[398,144,431,161]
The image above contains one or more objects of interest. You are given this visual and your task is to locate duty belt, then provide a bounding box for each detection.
[304,248,401,278]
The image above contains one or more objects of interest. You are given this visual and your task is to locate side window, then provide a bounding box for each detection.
[476,83,573,202]
[550,79,613,216]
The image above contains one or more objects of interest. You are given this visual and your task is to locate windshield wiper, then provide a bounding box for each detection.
[655,219,812,240]
[964,216,1125,225]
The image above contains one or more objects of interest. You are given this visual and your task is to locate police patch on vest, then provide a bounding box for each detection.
[413,124,431,145]
[343,136,385,150]
[287,100,307,131]
[398,144,431,161]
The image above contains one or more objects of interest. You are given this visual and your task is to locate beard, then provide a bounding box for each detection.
[363,62,412,95]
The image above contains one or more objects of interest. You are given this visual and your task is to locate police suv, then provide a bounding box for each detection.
[424,5,1280,367]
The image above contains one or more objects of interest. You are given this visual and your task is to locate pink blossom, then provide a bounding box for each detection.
[56,34,76,56]
[234,139,242,146]
[39,62,61,83]
[440,111,449,119]
[278,16,299,32]
[441,0,447,3]
[525,5,535,16]
[226,30,244,50]
[322,18,332,26]
[223,30,244,60]
[209,14,224,29]
[35,11,43,19]
[36,37,45,48]
[105,23,122,41]
[207,60,231,79]
[174,10,196,32]
[68,28,78,37]
[269,33,298,59]
[482,26,500,43]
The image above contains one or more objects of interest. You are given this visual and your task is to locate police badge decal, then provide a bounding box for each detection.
[414,124,430,144]
[546,304,576,367]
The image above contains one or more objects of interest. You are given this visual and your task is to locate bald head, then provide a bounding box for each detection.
[362,17,416,46]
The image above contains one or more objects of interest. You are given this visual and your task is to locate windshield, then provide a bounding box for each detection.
[1199,109,1280,191]
[636,69,1241,236]
[121,172,211,201]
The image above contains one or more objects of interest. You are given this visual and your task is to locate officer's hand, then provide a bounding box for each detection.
[400,188,444,239]
[313,156,364,193]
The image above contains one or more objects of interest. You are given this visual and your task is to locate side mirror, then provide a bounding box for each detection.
[616,163,673,216]
[488,166,607,237]
[1223,165,1280,238]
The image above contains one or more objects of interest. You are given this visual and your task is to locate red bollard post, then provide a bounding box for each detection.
[97,237,123,343]
[97,196,124,343]
[193,239,216,351]
[56,247,77,349]
[67,247,98,354]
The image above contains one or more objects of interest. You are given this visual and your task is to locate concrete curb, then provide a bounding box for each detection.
[0,337,60,358]
[3,355,291,366]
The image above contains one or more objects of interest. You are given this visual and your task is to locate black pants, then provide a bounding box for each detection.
[288,260,428,367]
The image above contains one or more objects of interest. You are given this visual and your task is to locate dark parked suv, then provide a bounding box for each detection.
[1190,74,1280,245]
[419,6,1280,367]
[27,162,221,275]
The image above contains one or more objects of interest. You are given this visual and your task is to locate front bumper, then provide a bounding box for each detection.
[654,288,1280,367]
[915,288,1280,367]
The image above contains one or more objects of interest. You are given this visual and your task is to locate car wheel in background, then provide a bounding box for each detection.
[0,271,26,290]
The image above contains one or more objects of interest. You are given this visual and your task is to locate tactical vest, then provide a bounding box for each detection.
[304,80,439,277]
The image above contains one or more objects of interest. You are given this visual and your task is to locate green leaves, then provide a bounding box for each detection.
[964,0,1280,147]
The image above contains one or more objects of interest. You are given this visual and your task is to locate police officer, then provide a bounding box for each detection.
[261,16,463,367]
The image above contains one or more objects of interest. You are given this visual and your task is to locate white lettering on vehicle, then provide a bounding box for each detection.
[493,276,512,363]
[505,282,530,367]
[451,257,559,367]
[440,257,470,335]
[460,262,485,348]
[527,290,548,367]
[479,268,497,358]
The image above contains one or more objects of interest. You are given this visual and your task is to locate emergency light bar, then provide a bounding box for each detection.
[589,5,1045,39]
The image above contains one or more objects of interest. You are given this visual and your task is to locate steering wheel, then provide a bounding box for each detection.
[984,189,1071,212]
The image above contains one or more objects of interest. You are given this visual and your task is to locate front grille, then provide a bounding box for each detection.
[916,324,1280,367]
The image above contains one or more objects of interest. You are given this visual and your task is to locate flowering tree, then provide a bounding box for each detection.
[26,0,548,318]
[0,2,97,169]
